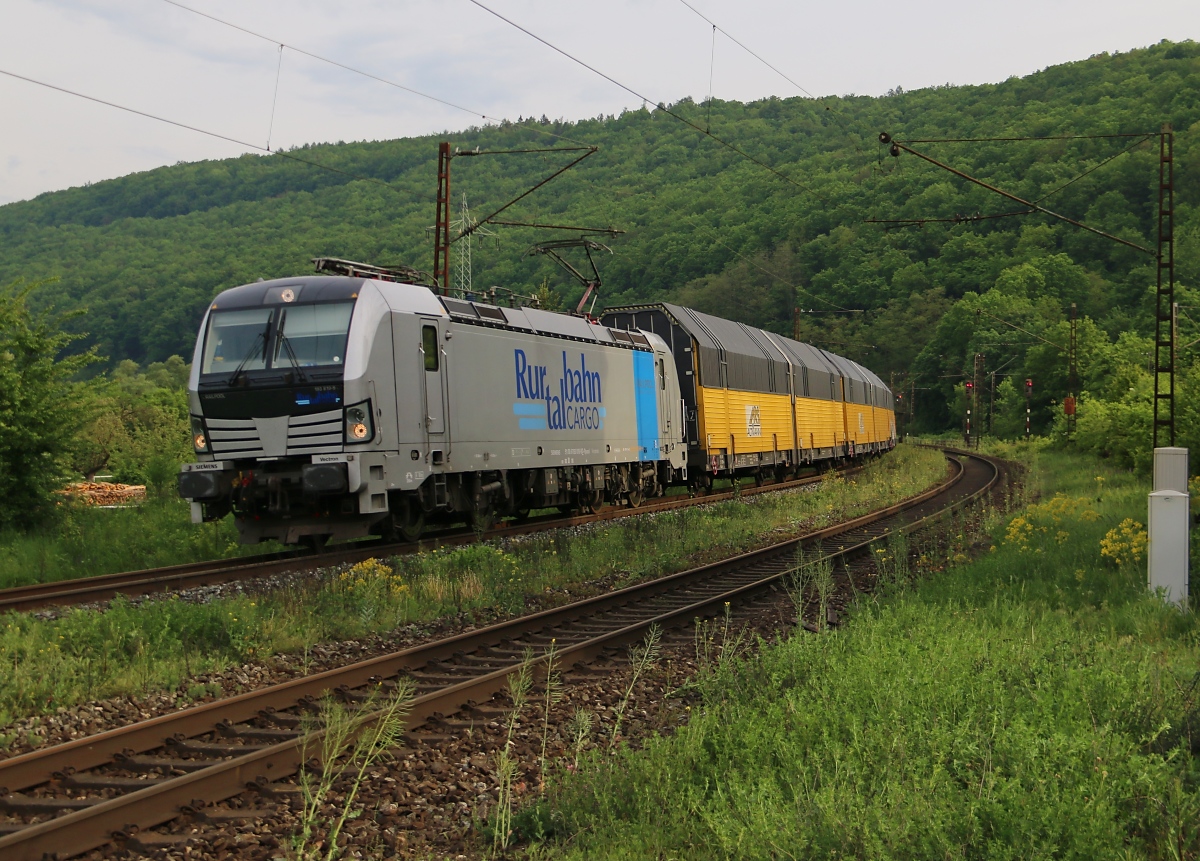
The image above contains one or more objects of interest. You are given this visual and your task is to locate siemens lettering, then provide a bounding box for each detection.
[514,349,605,431]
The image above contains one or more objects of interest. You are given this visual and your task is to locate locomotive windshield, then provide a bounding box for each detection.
[201,308,272,375]
[200,301,354,375]
[273,303,354,367]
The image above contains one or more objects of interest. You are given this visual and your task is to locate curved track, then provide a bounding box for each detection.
[0,468,851,615]
[0,449,1002,859]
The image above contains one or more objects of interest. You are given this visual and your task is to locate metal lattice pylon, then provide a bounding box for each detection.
[450,193,495,298]
[1153,124,1175,448]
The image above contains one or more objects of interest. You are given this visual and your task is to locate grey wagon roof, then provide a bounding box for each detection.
[604,302,891,402]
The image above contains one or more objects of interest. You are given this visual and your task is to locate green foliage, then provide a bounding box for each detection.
[0,43,1196,396]
[0,279,98,528]
[70,356,192,489]
[540,450,1200,860]
[0,497,255,590]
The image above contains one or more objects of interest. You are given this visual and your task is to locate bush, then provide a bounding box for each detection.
[0,279,98,528]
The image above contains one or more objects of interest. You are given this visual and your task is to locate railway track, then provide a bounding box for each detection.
[0,467,852,615]
[0,449,1001,859]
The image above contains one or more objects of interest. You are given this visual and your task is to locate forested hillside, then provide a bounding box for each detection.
[2,39,1199,453]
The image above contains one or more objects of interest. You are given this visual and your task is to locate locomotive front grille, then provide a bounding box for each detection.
[285,411,344,453]
[206,409,343,459]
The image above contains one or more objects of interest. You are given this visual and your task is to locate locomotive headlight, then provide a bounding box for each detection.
[191,416,209,453]
[343,400,375,444]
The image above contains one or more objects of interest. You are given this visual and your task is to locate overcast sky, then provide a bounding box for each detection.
[2,0,1198,206]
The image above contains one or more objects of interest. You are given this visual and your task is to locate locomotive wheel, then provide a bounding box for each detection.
[626,487,644,508]
[394,498,425,543]
[388,496,427,542]
[580,487,604,514]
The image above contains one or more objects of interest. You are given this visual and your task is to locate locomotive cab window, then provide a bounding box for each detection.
[274,302,353,368]
[201,308,273,374]
[422,325,439,371]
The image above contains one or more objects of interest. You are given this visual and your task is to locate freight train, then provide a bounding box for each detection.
[178,262,895,546]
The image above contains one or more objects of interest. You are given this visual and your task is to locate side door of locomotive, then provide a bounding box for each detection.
[419,317,451,459]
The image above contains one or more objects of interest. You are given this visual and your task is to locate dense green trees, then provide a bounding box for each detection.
[0,39,1196,485]
[70,357,192,491]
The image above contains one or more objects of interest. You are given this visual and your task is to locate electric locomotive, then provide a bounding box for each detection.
[178,260,687,546]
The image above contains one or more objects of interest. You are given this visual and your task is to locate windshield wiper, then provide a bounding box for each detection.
[227,320,272,386]
[276,332,308,384]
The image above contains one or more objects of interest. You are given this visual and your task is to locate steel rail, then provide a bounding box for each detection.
[0,467,851,615]
[0,451,999,860]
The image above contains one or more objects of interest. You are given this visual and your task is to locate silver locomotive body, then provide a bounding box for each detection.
[179,275,687,545]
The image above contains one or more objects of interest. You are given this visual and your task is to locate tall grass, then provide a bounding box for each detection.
[0,498,269,589]
[0,445,945,732]
[535,448,1200,860]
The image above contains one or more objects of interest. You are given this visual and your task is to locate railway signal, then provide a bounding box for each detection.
[1025,378,1033,439]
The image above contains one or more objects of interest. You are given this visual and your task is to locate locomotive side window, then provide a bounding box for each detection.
[423,325,439,371]
[274,302,353,367]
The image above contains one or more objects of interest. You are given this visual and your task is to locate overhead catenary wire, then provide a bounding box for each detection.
[0,67,417,195]
[880,134,1156,255]
[158,0,591,147]
[465,0,821,199]
[706,23,716,132]
[1032,134,1153,204]
[674,0,864,147]
[677,0,816,97]
[898,133,1156,143]
[568,168,852,312]
[266,42,284,151]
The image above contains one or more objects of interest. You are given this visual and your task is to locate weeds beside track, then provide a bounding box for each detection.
[0,448,992,860]
[0,446,944,729]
